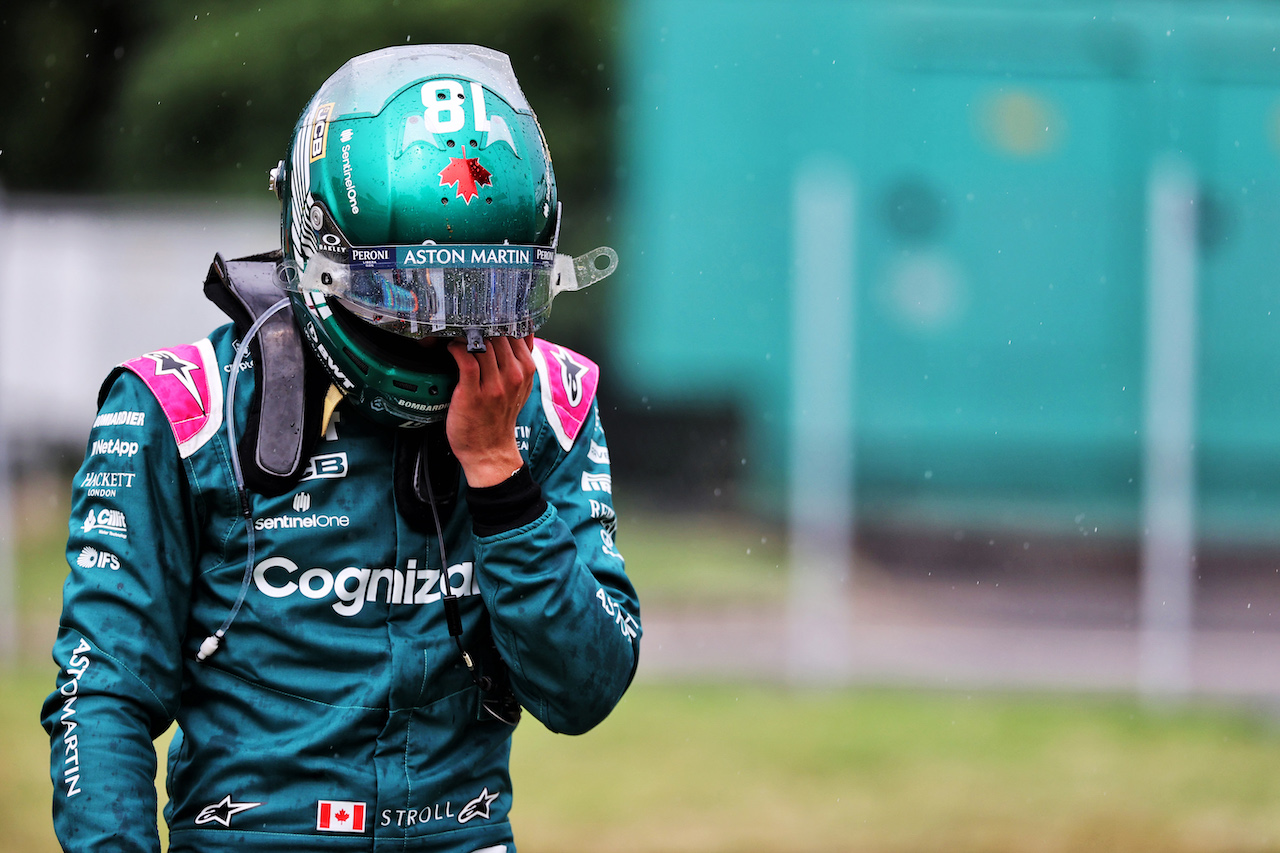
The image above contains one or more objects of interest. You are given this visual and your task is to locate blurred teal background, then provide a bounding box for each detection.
[617,0,1280,543]
[8,1,1280,549]
[3,0,1280,687]
[7,5,1280,851]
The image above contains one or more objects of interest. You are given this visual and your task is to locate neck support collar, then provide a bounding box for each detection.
[203,251,330,496]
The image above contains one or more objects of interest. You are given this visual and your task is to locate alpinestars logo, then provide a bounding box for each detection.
[195,795,264,827]
[457,788,500,824]
[552,348,586,407]
[144,350,204,412]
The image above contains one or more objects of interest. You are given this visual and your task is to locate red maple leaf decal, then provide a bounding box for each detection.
[438,145,492,204]
[334,808,349,823]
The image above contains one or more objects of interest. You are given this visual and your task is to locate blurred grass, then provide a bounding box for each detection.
[616,499,788,607]
[10,670,1280,853]
[510,685,1280,853]
[11,480,1280,852]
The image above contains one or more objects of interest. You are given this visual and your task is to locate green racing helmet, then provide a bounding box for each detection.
[272,44,616,427]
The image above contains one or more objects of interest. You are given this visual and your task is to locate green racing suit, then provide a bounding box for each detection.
[41,321,641,853]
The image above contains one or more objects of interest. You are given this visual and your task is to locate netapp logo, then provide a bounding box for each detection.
[91,438,139,458]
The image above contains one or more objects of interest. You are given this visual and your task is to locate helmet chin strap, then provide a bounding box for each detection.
[197,297,291,662]
[465,327,486,353]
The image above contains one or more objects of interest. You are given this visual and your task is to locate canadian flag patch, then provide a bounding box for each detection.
[316,800,366,833]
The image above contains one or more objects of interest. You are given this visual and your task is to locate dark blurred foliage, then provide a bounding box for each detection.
[0,0,624,362]
[0,0,720,503]
[0,0,619,206]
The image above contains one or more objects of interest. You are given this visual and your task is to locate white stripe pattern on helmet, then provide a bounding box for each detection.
[289,105,317,264]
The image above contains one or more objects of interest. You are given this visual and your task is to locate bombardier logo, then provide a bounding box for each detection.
[92,410,145,428]
[254,557,480,617]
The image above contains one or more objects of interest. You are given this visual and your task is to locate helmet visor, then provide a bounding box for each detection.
[291,243,557,339]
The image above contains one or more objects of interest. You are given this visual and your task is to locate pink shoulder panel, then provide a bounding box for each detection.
[120,339,224,459]
[532,338,599,451]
